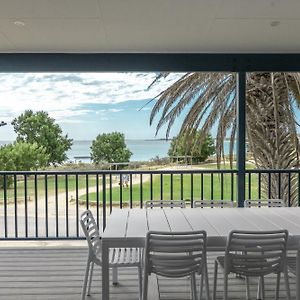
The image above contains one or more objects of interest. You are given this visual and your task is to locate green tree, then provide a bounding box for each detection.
[91,132,132,164]
[150,72,300,205]
[168,132,215,163]
[12,110,73,165]
[0,142,49,187]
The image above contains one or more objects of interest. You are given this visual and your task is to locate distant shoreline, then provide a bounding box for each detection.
[66,139,171,162]
[0,139,172,142]
[142,138,171,141]
[73,139,172,142]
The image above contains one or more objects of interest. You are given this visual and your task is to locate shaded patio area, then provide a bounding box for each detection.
[0,0,300,299]
[0,246,296,300]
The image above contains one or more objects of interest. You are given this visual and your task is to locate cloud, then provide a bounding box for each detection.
[108,108,123,113]
[52,109,93,120]
[0,72,190,141]
[0,72,183,123]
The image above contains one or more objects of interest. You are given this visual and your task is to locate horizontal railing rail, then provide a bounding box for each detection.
[0,169,238,175]
[0,168,299,240]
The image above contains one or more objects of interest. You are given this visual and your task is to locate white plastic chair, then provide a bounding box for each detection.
[287,246,300,300]
[244,199,285,297]
[244,199,284,208]
[144,200,186,208]
[193,200,234,208]
[193,200,234,252]
[213,230,290,300]
[80,210,142,300]
[142,230,210,300]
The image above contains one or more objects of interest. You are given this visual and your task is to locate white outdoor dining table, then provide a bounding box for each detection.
[101,207,300,299]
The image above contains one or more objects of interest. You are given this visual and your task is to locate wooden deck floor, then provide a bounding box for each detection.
[0,246,296,300]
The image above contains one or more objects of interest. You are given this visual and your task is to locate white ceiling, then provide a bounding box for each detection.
[0,0,299,53]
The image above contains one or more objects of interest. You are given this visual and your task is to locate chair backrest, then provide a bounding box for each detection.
[144,231,207,278]
[80,210,101,258]
[297,246,300,298]
[287,242,300,276]
[244,199,284,208]
[193,200,234,208]
[144,200,186,209]
[224,230,288,276]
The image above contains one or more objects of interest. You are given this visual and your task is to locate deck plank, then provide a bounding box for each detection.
[0,247,296,299]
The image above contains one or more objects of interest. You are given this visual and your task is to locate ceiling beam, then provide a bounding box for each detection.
[0,53,300,72]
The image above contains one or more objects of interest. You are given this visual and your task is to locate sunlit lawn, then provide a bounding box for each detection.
[0,162,261,204]
[79,172,261,205]
[199,162,255,170]
[0,174,103,203]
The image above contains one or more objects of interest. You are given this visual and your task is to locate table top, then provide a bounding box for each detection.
[102,207,300,248]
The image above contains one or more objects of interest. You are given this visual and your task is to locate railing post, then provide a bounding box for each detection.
[102,174,106,231]
[3,174,7,238]
[237,72,246,207]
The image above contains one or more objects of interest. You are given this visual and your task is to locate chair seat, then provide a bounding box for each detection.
[95,247,141,267]
[216,255,270,277]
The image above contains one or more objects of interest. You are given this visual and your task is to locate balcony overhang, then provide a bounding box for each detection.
[0,53,299,72]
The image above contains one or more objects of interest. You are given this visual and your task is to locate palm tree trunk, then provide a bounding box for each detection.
[246,72,299,206]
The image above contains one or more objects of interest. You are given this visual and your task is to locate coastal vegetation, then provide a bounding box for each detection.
[149,72,300,206]
[0,142,49,188]
[0,110,72,188]
[90,132,132,164]
[168,131,215,163]
[12,110,73,165]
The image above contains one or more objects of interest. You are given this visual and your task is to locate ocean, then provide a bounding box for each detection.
[66,139,234,162]
[0,139,234,163]
[0,140,171,162]
[67,139,171,162]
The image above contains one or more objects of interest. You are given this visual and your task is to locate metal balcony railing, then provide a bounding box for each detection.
[0,168,298,240]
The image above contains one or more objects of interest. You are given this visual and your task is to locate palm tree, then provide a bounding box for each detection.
[150,72,300,206]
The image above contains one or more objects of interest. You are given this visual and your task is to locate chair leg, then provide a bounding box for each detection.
[256,276,262,300]
[204,264,210,300]
[213,261,218,300]
[260,276,265,300]
[138,265,143,300]
[191,273,197,300]
[245,276,250,300]
[81,259,91,300]
[142,273,148,300]
[112,267,118,285]
[283,268,291,300]
[87,262,94,296]
[275,273,280,300]
[223,273,228,300]
[200,273,203,299]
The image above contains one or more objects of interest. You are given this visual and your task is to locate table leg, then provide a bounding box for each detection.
[102,240,110,299]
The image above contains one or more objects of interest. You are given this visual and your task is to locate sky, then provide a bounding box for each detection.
[0,72,185,141]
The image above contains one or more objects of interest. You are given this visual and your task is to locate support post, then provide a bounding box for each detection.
[102,174,106,230]
[237,72,246,207]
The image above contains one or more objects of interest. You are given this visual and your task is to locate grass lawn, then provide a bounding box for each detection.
[199,161,256,170]
[79,172,262,205]
[0,174,104,203]
[0,162,262,204]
